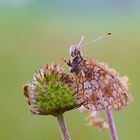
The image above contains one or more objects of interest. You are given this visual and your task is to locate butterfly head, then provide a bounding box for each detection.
[68,37,84,73]
[69,44,81,57]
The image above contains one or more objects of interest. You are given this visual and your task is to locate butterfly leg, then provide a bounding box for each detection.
[54,57,72,66]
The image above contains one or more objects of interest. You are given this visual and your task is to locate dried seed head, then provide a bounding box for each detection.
[80,106,109,131]
[22,63,82,116]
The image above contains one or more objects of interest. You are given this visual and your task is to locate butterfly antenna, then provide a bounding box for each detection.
[81,32,112,48]
[77,35,85,49]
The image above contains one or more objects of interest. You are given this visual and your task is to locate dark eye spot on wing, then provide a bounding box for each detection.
[87,72,92,77]
[96,97,100,100]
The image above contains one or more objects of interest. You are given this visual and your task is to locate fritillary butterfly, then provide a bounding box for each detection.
[64,33,132,111]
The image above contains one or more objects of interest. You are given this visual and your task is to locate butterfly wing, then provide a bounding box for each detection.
[75,58,132,111]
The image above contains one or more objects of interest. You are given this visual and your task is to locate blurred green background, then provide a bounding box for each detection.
[0,0,140,140]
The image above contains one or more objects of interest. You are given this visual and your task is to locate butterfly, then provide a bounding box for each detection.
[63,32,132,111]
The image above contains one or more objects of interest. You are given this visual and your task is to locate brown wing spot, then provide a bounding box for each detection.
[103,85,113,97]
[91,93,97,105]
[85,71,94,81]
[89,63,94,69]
[79,76,84,83]
[87,72,93,78]
[99,70,106,77]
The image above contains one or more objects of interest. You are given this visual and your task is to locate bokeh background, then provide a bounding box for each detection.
[0,0,140,140]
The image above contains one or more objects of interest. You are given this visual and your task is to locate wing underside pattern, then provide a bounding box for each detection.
[74,57,131,111]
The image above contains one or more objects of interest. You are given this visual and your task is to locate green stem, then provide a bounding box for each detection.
[57,114,71,140]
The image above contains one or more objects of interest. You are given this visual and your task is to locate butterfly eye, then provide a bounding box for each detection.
[71,51,75,57]
[69,46,76,57]
[69,45,74,55]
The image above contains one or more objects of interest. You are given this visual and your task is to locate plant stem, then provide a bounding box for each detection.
[57,113,71,140]
[106,110,118,140]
